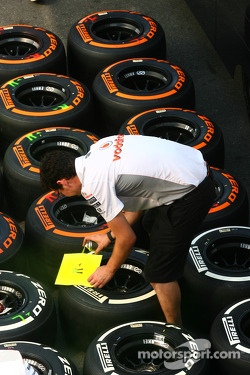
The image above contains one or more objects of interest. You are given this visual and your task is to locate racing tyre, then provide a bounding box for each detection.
[0,270,57,344]
[3,127,99,220]
[210,298,250,375]
[182,226,250,334]
[92,58,195,136]
[67,10,166,88]
[83,320,211,374]
[0,25,66,85]
[0,212,25,271]
[200,167,249,232]
[24,192,109,285]
[58,249,165,349]
[0,73,95,153]
[0,169,4,211]
[0,341,80,375]
[119,107,224,168]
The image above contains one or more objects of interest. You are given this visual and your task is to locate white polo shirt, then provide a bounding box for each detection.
[75,135,207,222]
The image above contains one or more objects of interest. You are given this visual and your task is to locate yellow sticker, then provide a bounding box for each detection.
[55,253,102,286]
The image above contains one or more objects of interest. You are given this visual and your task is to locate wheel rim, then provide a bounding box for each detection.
[142,118,198,143]
[113,332,175,371]
[102,259,147,293]
[0,35,40,58]
[22,356,50,375]
[205,237,250,272]
[240,311,250,338]
[53,196,106,228]
[91,18,142,42]
[118,67,170,92]
[211,173,224,204]
[0,284,25,316]
[15,81,67,108]
[30,135,89,161]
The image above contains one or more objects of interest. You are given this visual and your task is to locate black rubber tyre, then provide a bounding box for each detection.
[3,127,99,220]
[0,270,57,344]
[210,298,250,375]
[67,10,166,88]
[244,4,250,49]
[24,193,109,285]
[0,73,95,153]
[0,212,24,271]
[182,226,250,335]
[0,169,4,211]
[0,341,79,374]
[0,25,67,85]
[83,320,211,374]
[200,167,249,232]
[92,58,195,136]
[119,107,224,168]
[58,249,164,350]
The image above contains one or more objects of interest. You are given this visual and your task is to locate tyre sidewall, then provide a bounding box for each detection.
[0,270,56,344]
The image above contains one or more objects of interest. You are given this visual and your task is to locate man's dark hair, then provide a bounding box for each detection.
[40,150,77,190]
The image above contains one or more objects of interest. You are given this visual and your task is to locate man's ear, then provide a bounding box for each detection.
[57,178,68,187]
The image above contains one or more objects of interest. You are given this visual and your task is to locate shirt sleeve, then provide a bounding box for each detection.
[82,180,124,222]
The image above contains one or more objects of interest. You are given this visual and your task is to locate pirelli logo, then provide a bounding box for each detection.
[101,73,118,93]
[189,245,208,273]
[96,342,115,373]
[76,24,92,42]
[13,145,31,168]
[75,286,108,303]
[35,205,55,230]
[222,316,240,345]
[126,124,139,135]
[0,88,15,109]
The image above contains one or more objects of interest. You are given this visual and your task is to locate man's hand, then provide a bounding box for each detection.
[82,233,111,253]
[85,210,137,289]
[88,265,115,288]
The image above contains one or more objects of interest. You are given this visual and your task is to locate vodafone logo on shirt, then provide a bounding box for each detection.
[113,134,124,161]
[98,135,125,161]
[99,141,113,149]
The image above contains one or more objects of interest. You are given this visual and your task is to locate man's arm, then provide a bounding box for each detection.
[107,210,143,241]
[87,211,136,288]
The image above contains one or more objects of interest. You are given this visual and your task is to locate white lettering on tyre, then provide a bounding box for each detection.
[96,342,115,373]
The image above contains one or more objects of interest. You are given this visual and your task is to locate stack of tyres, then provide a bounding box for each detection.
[210,298,250,375]
[119,107,225,168]
[0,73,96,154]
[3,127,99,220]
[92,57,195,136]
[58,249,165,350]
[24,192,109,286]
[83,320,212,374]
[182,226,250,335]
[0,212,25,272]
[0,341,80,375]
[67,10,167,89]
[0,25,67,85]
[0,270,57,345]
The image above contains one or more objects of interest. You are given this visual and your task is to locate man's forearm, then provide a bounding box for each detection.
[106,234,136,272]
[123,210,143,225]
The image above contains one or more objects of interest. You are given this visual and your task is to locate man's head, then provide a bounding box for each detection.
[40,150,82,197]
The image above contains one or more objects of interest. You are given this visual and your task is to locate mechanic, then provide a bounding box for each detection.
[40,134,215,326]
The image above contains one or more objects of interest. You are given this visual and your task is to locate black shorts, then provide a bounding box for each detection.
[143,173,216,283]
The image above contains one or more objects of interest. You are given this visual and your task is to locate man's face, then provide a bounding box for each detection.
[55,176,82,197]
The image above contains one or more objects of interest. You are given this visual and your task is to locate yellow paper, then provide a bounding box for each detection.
[55,253,103,286]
